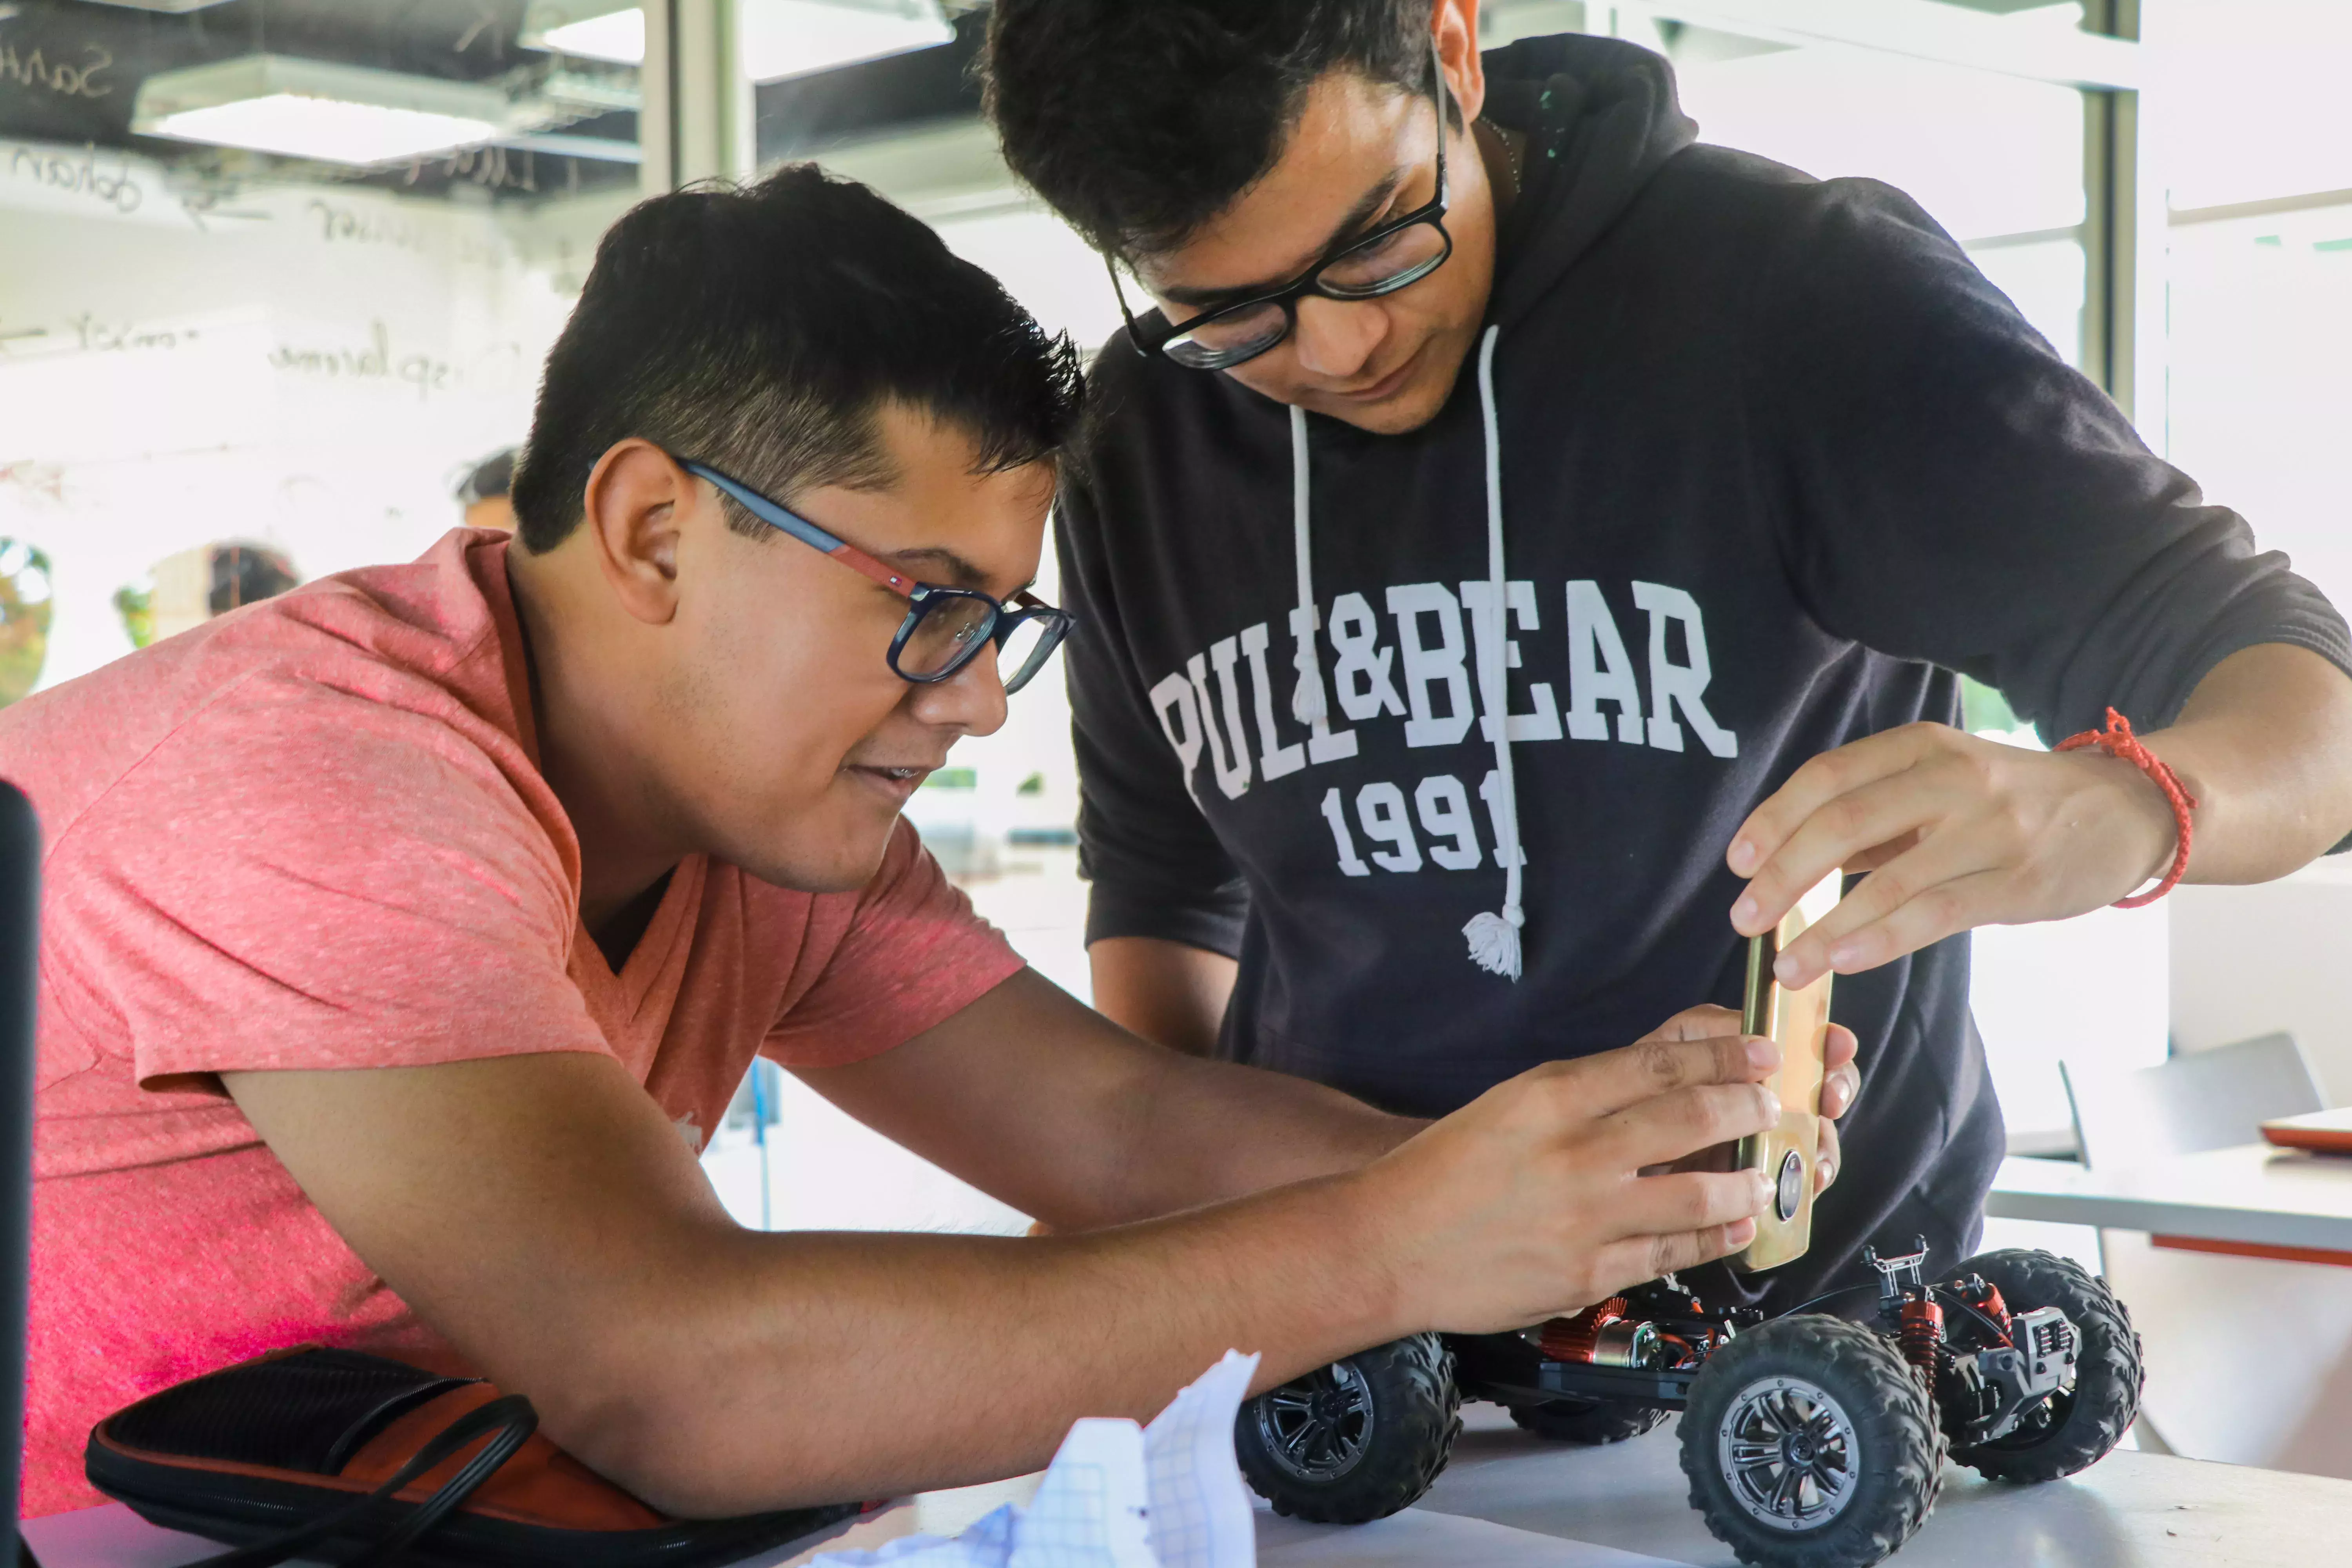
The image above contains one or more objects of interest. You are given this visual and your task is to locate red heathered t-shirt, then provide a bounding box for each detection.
[1,528,1025,1517]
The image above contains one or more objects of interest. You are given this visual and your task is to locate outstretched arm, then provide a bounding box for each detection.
[224,1005,1782,1518]
[796,967,1395,1228]
[1729,643,2352,988]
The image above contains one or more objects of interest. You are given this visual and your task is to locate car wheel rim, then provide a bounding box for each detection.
[1254,1361,1376,1482]
[1716,1375,1860,1532]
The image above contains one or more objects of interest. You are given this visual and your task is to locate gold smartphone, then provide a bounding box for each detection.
[1730,870,1841,1273]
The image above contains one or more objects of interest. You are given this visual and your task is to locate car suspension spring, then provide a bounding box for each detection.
[1955,1274,2015,1340]
[1899,1296,1945,1382]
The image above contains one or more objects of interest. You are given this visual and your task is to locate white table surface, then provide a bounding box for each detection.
[29,1403,2352,1568]
[1985,1144,2352,1252]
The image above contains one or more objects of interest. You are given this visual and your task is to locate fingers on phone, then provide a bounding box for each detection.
[1607,1081,1779,1170]
[1820,1066,1855,1119]
[1562,1034,1778,1121]
[1600,1216,1761,1286]
[1641,1004,1743,1043]
[1623,1167,1773,1236]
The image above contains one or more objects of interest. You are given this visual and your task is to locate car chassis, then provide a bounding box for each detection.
[1236,1244,2145,1568]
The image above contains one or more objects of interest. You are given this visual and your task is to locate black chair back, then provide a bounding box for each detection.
[0,783,37,1564]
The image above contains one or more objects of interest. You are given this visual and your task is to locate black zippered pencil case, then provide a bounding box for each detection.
[86,1346,866,1568]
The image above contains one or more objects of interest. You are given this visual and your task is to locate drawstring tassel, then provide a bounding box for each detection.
[1463,906,1523,980]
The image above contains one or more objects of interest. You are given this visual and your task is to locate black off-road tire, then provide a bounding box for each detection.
[1681,1315,1944,1568]
[1508,1398,1671,1445]
[1234,1334,1461,1524]
[1947,1248,2143,1484]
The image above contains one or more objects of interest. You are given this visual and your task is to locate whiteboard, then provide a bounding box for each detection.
[0,133,633,693]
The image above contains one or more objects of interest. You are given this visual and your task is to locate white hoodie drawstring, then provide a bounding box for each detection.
[1462,326,1524,979]
[1289,405,1327,727]
[1289,326,1526,980]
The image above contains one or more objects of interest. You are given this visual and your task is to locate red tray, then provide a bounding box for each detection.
[2261,1108,2352,1154]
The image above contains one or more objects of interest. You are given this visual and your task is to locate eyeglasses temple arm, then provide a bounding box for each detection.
[681,461,917,595]
[1432,37,1450,203]
[1103,258,1157,358]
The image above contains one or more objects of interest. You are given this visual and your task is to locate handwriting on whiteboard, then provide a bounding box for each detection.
[0,42,113,100]
[304,198,503,267]
[67,312,201,353]
[0,40,113,100]
[9,142,141,213]
[308,199,428,252]
[269,321,523,402]
[405,144,541,194]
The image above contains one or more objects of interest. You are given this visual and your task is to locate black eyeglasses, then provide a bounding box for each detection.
[1111,43,1455,372]
[680,459,1075,695]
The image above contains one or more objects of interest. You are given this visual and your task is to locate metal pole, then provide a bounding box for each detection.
[642,1,756,195]
[2079,0,2161,450]
[638,0,679,197]
[673,0,754,185]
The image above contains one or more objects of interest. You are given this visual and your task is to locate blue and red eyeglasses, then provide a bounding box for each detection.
[679,459,1074,695]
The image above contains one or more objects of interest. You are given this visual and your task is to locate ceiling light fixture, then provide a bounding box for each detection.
[132,56,512,167]
[526,0,954,82]
[533,8,647,67]
[78,0,239,12]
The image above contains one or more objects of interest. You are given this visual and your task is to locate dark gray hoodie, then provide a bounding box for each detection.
[1055,33,2350,1306]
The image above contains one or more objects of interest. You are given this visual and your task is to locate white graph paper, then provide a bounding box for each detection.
[808,1352,1261,1568]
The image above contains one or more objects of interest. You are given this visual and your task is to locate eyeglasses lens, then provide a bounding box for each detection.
[1318,221,1449,298]
[900,594,996,679]
[1159,220,1448,368]
[1164,300,1290,370]
[995,614,1063,693]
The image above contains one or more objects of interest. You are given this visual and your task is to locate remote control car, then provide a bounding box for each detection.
[1236,1243,2143,1568]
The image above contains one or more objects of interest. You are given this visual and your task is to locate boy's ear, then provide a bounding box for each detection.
[1436,0,1488,122]
[579,439,688,626]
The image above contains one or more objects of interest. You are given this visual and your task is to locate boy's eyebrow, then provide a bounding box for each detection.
[886,546,1035,597]
[1158,171,1407,309]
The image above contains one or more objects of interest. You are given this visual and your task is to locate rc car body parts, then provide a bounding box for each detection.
[1236,1244,2143,1568]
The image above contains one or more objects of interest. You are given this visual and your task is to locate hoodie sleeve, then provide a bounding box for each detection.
[1746,177,2352,744]
[1056,472,1250,957]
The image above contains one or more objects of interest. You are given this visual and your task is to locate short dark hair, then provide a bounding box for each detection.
[984,0,1437,260]
[510,164,1082,554]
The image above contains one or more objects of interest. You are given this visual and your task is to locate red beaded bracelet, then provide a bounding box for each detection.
[2054,708,2198,908]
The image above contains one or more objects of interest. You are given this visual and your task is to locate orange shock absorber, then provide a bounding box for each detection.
[1541,1299,1628,1364]
[1899,1296,1945,1379]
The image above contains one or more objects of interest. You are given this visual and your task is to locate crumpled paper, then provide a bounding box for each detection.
[811,1350,1263,1568]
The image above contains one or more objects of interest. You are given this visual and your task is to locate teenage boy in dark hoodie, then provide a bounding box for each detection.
[983,0,2352,1315]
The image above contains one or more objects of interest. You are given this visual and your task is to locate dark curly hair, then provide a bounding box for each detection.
[983,0,1440,261]
[510,163,1083,554]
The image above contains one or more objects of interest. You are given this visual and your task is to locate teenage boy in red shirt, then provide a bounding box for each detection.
[7,165,1818,1517]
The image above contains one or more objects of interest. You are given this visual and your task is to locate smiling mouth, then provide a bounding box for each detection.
[1333,350,1417,402]
[848,763,936,797]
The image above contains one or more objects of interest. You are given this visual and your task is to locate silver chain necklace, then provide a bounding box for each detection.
[1484,118,1526,194]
